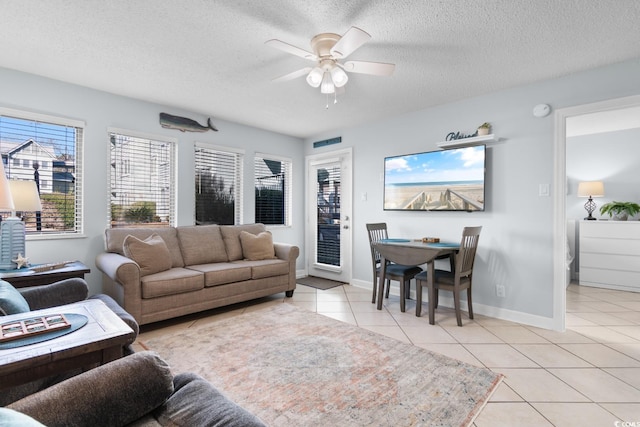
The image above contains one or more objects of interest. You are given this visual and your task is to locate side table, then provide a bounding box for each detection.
[0,261,90,289]
[0,299,135,390]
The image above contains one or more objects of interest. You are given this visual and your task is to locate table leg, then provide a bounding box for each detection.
[376,257,387,310]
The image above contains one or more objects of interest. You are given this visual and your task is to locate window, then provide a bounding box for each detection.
[254,153,292,226]
[0,107,84,236]
[108,129,176,227]
[195,143,243,225]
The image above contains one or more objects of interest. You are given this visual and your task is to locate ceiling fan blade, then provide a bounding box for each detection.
[265,39,317,61]
[343,60,395,76]
[271,67,313,83]
[330,26,371,59]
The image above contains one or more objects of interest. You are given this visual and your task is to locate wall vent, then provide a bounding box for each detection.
[313,136,342,148]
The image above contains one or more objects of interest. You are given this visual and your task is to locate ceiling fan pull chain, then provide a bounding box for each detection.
[325,94,329,109]
[334,92,338,104]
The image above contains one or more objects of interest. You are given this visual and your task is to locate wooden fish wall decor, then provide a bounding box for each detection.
[159,112,218,132]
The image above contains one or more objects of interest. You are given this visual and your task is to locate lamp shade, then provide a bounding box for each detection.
[330,66,348,87]
[8,180,42,212]
[577,181,605,198]
[0,161,15,211]
[320,72,335,94]
[306,67,323,88]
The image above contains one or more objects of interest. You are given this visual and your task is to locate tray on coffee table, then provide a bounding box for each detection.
[0,314,71,343]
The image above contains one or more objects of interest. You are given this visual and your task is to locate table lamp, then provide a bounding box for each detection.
[577,181,604,220]
[0,162,19,269]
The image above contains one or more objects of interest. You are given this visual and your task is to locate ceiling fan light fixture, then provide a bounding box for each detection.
[320,72,335,94]
[330,66,348,87]
[306,67,323,88]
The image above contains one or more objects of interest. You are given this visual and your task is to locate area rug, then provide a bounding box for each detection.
[141,304,502,426]
[296,275,346,290]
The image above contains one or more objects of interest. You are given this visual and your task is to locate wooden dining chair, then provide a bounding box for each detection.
[415,226,482,326]
[366,223,422,311]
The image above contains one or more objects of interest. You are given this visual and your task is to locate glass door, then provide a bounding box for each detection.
[306,150,352,283]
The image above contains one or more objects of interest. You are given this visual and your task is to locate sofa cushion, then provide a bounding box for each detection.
[234,259,290,279]
[141,268,204,299]
[105,227,185,268]
[177,225,228,265]
[220,224,266,261]
[154,372,265,426]
[124,234,173,277]
[0,280,30,315]
[239,230,276,261]
[187,263,252,287]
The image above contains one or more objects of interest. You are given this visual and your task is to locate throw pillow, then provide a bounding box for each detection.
[0,280,30,316]
[239,231,276,261]
[123,234,172,277]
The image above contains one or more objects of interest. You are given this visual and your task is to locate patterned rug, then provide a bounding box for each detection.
[141,304,502,426]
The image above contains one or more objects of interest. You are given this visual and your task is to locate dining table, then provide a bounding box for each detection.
[372,239,460,313]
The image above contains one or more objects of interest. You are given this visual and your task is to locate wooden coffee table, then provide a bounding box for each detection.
[0,299,135,390]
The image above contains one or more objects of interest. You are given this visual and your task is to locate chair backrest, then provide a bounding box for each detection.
[366,223,388,277]
[455,226,482,278]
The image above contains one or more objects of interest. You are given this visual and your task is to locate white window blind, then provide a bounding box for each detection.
[195,143,243,225]
[108,131,176,227]
[254,153,291,226]
[0,108,84,236]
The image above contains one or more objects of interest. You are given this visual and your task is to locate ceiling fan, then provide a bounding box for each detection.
[265,26,395,96]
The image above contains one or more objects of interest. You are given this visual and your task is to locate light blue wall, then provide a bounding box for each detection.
[0,67,306,296]
[306,58,640,323]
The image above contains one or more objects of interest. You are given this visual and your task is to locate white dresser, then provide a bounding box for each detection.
[579,220,640,292]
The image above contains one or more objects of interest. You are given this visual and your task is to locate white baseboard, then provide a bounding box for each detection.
[349,279,555,330]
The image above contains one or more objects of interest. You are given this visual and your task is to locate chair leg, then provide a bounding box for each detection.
[405,280,411,299]
[428,283,436,325]
[385,279,391,298]
[400,280,406,313]
[416,279,423,317]
[434,289,439,308]
[453,289,462,327]
[467,287,474,319]
[371,278,377,304]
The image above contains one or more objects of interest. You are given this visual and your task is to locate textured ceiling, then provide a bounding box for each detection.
[1,0,639,138]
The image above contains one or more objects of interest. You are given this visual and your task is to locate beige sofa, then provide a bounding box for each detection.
[95,223,299,325]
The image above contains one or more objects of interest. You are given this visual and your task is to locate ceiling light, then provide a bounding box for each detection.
[320,72,335,94]
[330,66,348,87]
[306,67,323,88]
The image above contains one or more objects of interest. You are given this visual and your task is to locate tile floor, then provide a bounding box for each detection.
[134,282,640,426]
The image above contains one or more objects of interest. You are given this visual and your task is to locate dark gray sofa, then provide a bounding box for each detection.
[6,351,266,427]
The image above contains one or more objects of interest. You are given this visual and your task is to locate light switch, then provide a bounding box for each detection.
[539,184,550,197]
[361,192,367,201]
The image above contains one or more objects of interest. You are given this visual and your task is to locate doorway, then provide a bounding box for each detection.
[553,94,640,331]
[306,148,352,283]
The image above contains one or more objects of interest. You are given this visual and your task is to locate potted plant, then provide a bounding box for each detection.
[599,201,640,220]
[477,122,491,136]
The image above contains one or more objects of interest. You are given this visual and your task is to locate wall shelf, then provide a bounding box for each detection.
[436,134,500,149]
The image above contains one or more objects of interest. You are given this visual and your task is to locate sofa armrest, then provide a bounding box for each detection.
[95,252,141,286]
[273,243,299,292]
[95,252,143,322]
[8,351,174,427]
[18,278,88,310]
[273,242,299,263]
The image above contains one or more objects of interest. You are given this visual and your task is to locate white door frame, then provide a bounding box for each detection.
[305,147,352,282]
[552,94,640,331]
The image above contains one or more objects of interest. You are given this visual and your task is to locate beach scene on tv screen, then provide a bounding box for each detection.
[384,146,485,211]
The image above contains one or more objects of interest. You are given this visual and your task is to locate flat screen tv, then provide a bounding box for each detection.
[383,145,485,211]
